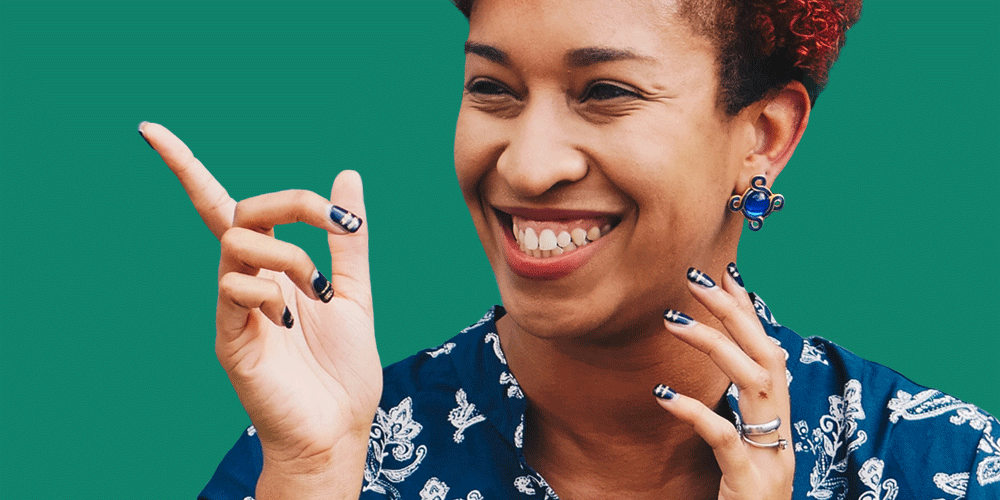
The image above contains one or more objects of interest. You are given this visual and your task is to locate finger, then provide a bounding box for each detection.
[232,189,362,235]
[326,170,371,309]
[685,267,786,372]
[217,272,294,340]
[139,122,236,240]
[723,262,756,313]
[220,227,333,303]
[653,385,755,482]
[663,310,774,401]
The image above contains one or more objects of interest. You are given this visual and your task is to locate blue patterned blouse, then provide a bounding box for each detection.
[199,295,999,500]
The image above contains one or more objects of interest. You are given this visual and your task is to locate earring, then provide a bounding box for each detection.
[729,175,784,231]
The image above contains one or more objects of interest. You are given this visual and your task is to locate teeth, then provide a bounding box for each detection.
[557,231,571,247]
[538,229,557,250]
[510,216,616,259]
[524,228,539,250]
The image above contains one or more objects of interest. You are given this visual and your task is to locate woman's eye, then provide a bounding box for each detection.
[582,82,638,101]
[467,79,510,96]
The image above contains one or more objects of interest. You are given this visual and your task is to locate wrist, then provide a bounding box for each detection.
[256,433,369,500]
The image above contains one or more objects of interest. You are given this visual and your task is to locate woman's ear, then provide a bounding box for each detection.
[736,80,811,192]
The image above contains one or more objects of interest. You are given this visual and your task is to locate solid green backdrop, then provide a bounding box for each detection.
[1,1,997,496]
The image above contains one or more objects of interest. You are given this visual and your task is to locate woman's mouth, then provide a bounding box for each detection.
[494,208,621,280]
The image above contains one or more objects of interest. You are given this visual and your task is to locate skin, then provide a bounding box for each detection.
[141,0,811,498]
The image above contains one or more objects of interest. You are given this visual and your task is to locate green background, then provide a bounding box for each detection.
[2,1,997,495]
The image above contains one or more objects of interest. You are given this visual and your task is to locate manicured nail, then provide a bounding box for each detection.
[329,205,363,233]
[653,384,676,400]
[282,307,294,329]
[137,121,155,150]
[312,270,334,302]
[686,267,716,288]
[726,262,744,288]
[663,309,695,326]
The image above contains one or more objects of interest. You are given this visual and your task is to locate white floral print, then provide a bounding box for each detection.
[857,457,898,500]
[888,389,1000,488]
[449,388,486,443]
[364,397,428,499]
[794,379,867,500]
[427,342,456,358]
[932,472,969,500]
[419,478,484,500]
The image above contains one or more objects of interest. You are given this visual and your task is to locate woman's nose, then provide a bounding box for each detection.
[496,99,587,198]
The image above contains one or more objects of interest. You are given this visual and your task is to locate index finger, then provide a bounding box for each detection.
[139,121,235,240]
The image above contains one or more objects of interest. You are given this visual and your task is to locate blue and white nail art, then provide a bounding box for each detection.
[329,205,363,233]
[686,267,716,288]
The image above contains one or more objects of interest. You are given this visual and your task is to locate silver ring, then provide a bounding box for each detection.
[737,416,781,436]
[741,434,788,450]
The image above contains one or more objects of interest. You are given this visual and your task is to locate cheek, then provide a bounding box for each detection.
[454,107,499,201]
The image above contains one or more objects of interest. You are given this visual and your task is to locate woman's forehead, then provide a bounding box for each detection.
[466,0,713,71]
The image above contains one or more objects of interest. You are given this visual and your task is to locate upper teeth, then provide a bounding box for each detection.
[513,218,613,258]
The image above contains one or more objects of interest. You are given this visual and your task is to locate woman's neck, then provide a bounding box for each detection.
[497,311,730,499]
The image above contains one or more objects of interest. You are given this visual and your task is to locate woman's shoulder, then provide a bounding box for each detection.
[747,294,999,499]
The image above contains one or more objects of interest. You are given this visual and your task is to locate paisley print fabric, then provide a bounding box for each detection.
[199,296,997,499]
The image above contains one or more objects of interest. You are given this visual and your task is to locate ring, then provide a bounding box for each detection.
[741,434,788,450]
[737,416,781,436]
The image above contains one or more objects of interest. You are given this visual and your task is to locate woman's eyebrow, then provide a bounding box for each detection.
[465,41,509,66]
[565,47,654,67]
[465,41,653,69]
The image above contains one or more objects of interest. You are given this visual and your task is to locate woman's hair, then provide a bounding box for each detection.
[451,0,863,115]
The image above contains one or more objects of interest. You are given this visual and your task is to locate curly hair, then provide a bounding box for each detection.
[450,0,863,115]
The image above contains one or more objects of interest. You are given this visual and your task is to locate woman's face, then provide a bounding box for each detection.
[455,0,753,339]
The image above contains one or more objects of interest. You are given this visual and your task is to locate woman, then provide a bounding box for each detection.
[139,0,997,498]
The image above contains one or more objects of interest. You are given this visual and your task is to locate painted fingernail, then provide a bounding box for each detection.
[282,307,294,329]
[312,270,334,302]
[726,262,744,287]
[329,205,363,233]
[137,121,154,150]
[686,267,716,288]
[653,384,676,400]
[663,309,694,326]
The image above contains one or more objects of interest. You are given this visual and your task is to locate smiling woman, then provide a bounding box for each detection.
[131,0,998,499]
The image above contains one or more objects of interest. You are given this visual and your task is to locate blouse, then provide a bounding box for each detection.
[198,294,999,500]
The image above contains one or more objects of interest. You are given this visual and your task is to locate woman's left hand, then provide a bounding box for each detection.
[655,264,794,500]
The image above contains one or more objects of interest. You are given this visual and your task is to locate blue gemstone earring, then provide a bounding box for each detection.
[729,175,784,231]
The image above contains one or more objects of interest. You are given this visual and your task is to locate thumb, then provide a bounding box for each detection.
[326,170,372,312]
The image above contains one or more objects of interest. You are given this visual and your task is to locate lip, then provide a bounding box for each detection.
[492,206,620,280]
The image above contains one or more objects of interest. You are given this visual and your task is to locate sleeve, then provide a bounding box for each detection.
[197,425,263,500]
[965,418,1000,500]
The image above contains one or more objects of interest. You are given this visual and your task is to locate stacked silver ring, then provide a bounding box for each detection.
[737,417,787,450]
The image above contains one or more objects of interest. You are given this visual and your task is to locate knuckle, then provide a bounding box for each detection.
[217,272,241,294]
[231,199,248,226]
[752,369,775,394]
[219,227,242,253]
[718,425,742,449]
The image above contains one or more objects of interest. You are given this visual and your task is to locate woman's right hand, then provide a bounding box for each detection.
[139,122,381,499]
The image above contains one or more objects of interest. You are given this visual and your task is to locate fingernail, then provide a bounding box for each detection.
[663,309,695,326]
[137,121,155,150]
[282,307,294,329]
[726,262,744,287]
[653,384,676,400]
[312,270,334,302]
[329,205,363,233]
[686,267,716,288]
